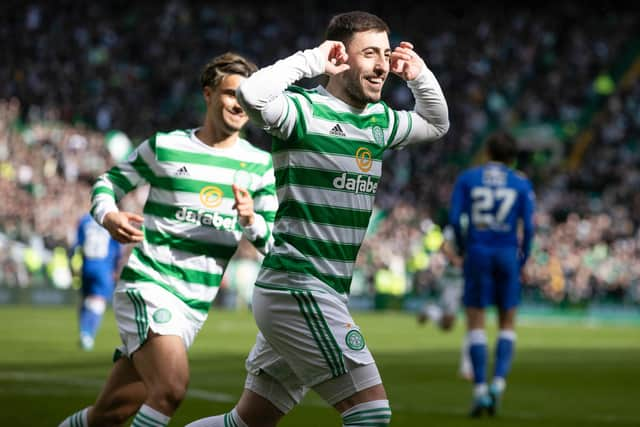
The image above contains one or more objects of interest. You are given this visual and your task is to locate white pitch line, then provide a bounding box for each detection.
[1,371,638,424]
[0,371,234,402]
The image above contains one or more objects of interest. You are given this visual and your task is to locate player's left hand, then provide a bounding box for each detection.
[390,41,425,81]
[232,184,255,227]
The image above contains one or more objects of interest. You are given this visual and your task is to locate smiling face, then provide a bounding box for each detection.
[204,73,248,135]
[332,30,391,108]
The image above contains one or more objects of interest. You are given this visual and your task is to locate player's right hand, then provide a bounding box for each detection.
[103,211,144,244]
[318,40,350,76]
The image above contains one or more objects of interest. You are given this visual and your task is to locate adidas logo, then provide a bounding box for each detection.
[329,124,346,137]
[174,166,190,176]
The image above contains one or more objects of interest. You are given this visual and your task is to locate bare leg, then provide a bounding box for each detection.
[131,332,190,416]
[88,356,146,427]
[236,389,284,427]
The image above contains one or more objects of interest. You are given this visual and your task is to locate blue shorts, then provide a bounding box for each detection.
[81,271,116,300]
[463,245,520,310]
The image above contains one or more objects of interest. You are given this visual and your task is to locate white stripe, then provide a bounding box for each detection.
[157,131,271,165]
[274,217,365,245]
[256,268,346,300]
[131,140,164,177]
[147,188,238,215]
[126,250,221,303]
[138,241,228,276]
[301,90,390,144]
[277,184,374,212]
[272,150,382,176]
[154,161,267,190]
[253,194,279,212]
[144,214,241,247]
[307,90,386,115]
[93,178,126,200]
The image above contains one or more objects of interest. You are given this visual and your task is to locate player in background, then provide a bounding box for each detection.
[449,131,535,417]
[416,224,472,381]
[187,10,448,427]
[58,52,277,427]
[74,213,122,351]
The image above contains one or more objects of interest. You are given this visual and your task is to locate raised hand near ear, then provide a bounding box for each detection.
[318,40,350,76]
[390,41,425,81]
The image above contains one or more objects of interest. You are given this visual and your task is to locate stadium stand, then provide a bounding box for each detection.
[1,1,639,306]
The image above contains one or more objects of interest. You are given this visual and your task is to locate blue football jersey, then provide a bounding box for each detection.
[76,213,121,282]
[449,162,535,264]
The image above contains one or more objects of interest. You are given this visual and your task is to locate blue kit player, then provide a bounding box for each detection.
[449,131,535,417]
[75,213,122,351]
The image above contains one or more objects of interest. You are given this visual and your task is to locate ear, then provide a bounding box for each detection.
[203,86,212,103]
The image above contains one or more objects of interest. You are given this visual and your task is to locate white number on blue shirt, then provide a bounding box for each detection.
[471,187,516,228]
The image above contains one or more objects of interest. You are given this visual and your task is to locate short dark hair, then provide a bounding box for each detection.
[486,131,518,163]
[325,11,390,45]
[200,52,257,89]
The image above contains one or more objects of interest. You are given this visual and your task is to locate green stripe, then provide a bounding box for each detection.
[154,176,235,194]
[306,292,346,375]
[224,412,240,427]
[255,209,277,223]
[302,291,346,376]
[274,167,380,192]
[291,291,340,377]
[148,133,157,152]
[277,199,372,229]
[126,289,145,344]
[130,247,223,287]
[136,411,166,426]
[89,204,98,219]
[70,412,79,427]
[343,407,392,422]
[120,267,212,312]
[273,134,386,158]
[289,93,307,142]
[132,290,148,345]
[125,289,142,343]
[143,227,237,260]
[388,109,399,146]
[131,417,156,427]
[156,146,271,174]
[130,151,156,184]
[248,229,272,250]
[255,282,328,294]
[311,102,389,129]
[277,232,360,262]
[149,176,267,199]
[260,257,351,294]
[253,184,277,198]
[103,167,135,194]
[92,186,115,199]
[287,85,388,129]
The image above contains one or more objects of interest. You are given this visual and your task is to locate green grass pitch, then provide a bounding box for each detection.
[0,305,638,426]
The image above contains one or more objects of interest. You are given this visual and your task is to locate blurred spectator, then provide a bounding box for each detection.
[1,2,639,305]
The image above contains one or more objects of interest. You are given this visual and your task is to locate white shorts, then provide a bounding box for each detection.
[112,282,206,358]
[245,286,380,409]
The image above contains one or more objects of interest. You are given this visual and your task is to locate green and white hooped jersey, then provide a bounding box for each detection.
[257,86,414,298]
[91,129,277,317]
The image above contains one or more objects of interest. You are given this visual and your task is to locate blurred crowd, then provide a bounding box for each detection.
[1,1,639,305]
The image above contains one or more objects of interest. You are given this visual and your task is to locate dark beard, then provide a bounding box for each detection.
[342,73,376,108]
